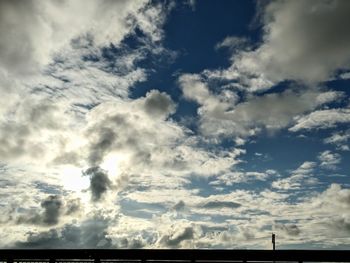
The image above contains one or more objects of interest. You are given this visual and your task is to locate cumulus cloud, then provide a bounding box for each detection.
[80,91,243,183]
[40,195,63,225]
[2,0,350,250]
[15,217,112,248]
[142,90,176,118]
[224,0,350,87]
[313,183,350,208]
[0,0,173,171]
[16,195,64,226]
[83,167,112,202]
[179,74,342,137]
[158,226,195,248]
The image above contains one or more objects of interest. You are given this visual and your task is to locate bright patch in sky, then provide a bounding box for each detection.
[1,0,350,249]
[60,165,90,192]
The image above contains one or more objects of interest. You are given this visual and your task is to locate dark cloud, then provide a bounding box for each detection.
[15,229,61,249]
[159,227,194,247]
[173,200,185,211]
[86,112,149,167]
[78,90,180,188]
[117,237,144,248]
[239,227,255,240]
[16,195,63,226]
[16,212,42,226]
[202,201,241,209]
[88,127,117,165]
[65,198,81,215]
[143,90,175,118]
[41,195,63,225]
[84,166,111,201]
[275,224,301,236]
[15,217,112,248]
[329,217,350,233]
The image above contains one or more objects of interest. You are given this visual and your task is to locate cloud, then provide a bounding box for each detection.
[289,109,350,132]
[142,90,176,118]
[327,216,350,234]
[0,0,159,76]
[215,36,249,52]
[185,0,196,11]
[15,216,112,248]
[172,200,186,211]
[65,198,81,215]
[80,91,243,183]
[272,161,317,190]
[324,130,350,151]
[179,74,342,137]
[0,99,68,162]
[315,183,350,208]
[83,167,112,202]
[2,0,350,250]
[16,195,62,226]
[9,182,350,249]
[230,0,350,86]
[158,226,195,248]
[0,1,175,202]
[318,150,341,170]
[201,201,241,209]
[40,195,63,225]
[210,170,275,186]
[340,72,350,80]
[274,223,301,236]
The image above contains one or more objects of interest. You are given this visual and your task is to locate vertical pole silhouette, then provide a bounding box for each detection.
[272,233,276,263]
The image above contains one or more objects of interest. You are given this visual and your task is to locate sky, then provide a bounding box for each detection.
[0,0,350,249]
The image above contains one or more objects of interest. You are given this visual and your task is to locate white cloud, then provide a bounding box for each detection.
[211,170,276,186]
[0,0,194,248]
[1,0,350,250]
[340,72,350,80]
[289,108,350,132]
[272,161,317,190]
[0,0,163,76]
[179,74,342,138]
[223,0,350,87]
[318,150,341,170]
[215,36,249,52]
[324,130,350,151]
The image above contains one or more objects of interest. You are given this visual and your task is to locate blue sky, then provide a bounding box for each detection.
[1,0,350,249]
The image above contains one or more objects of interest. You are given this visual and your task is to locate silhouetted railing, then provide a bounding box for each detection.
[1,249,350,263]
